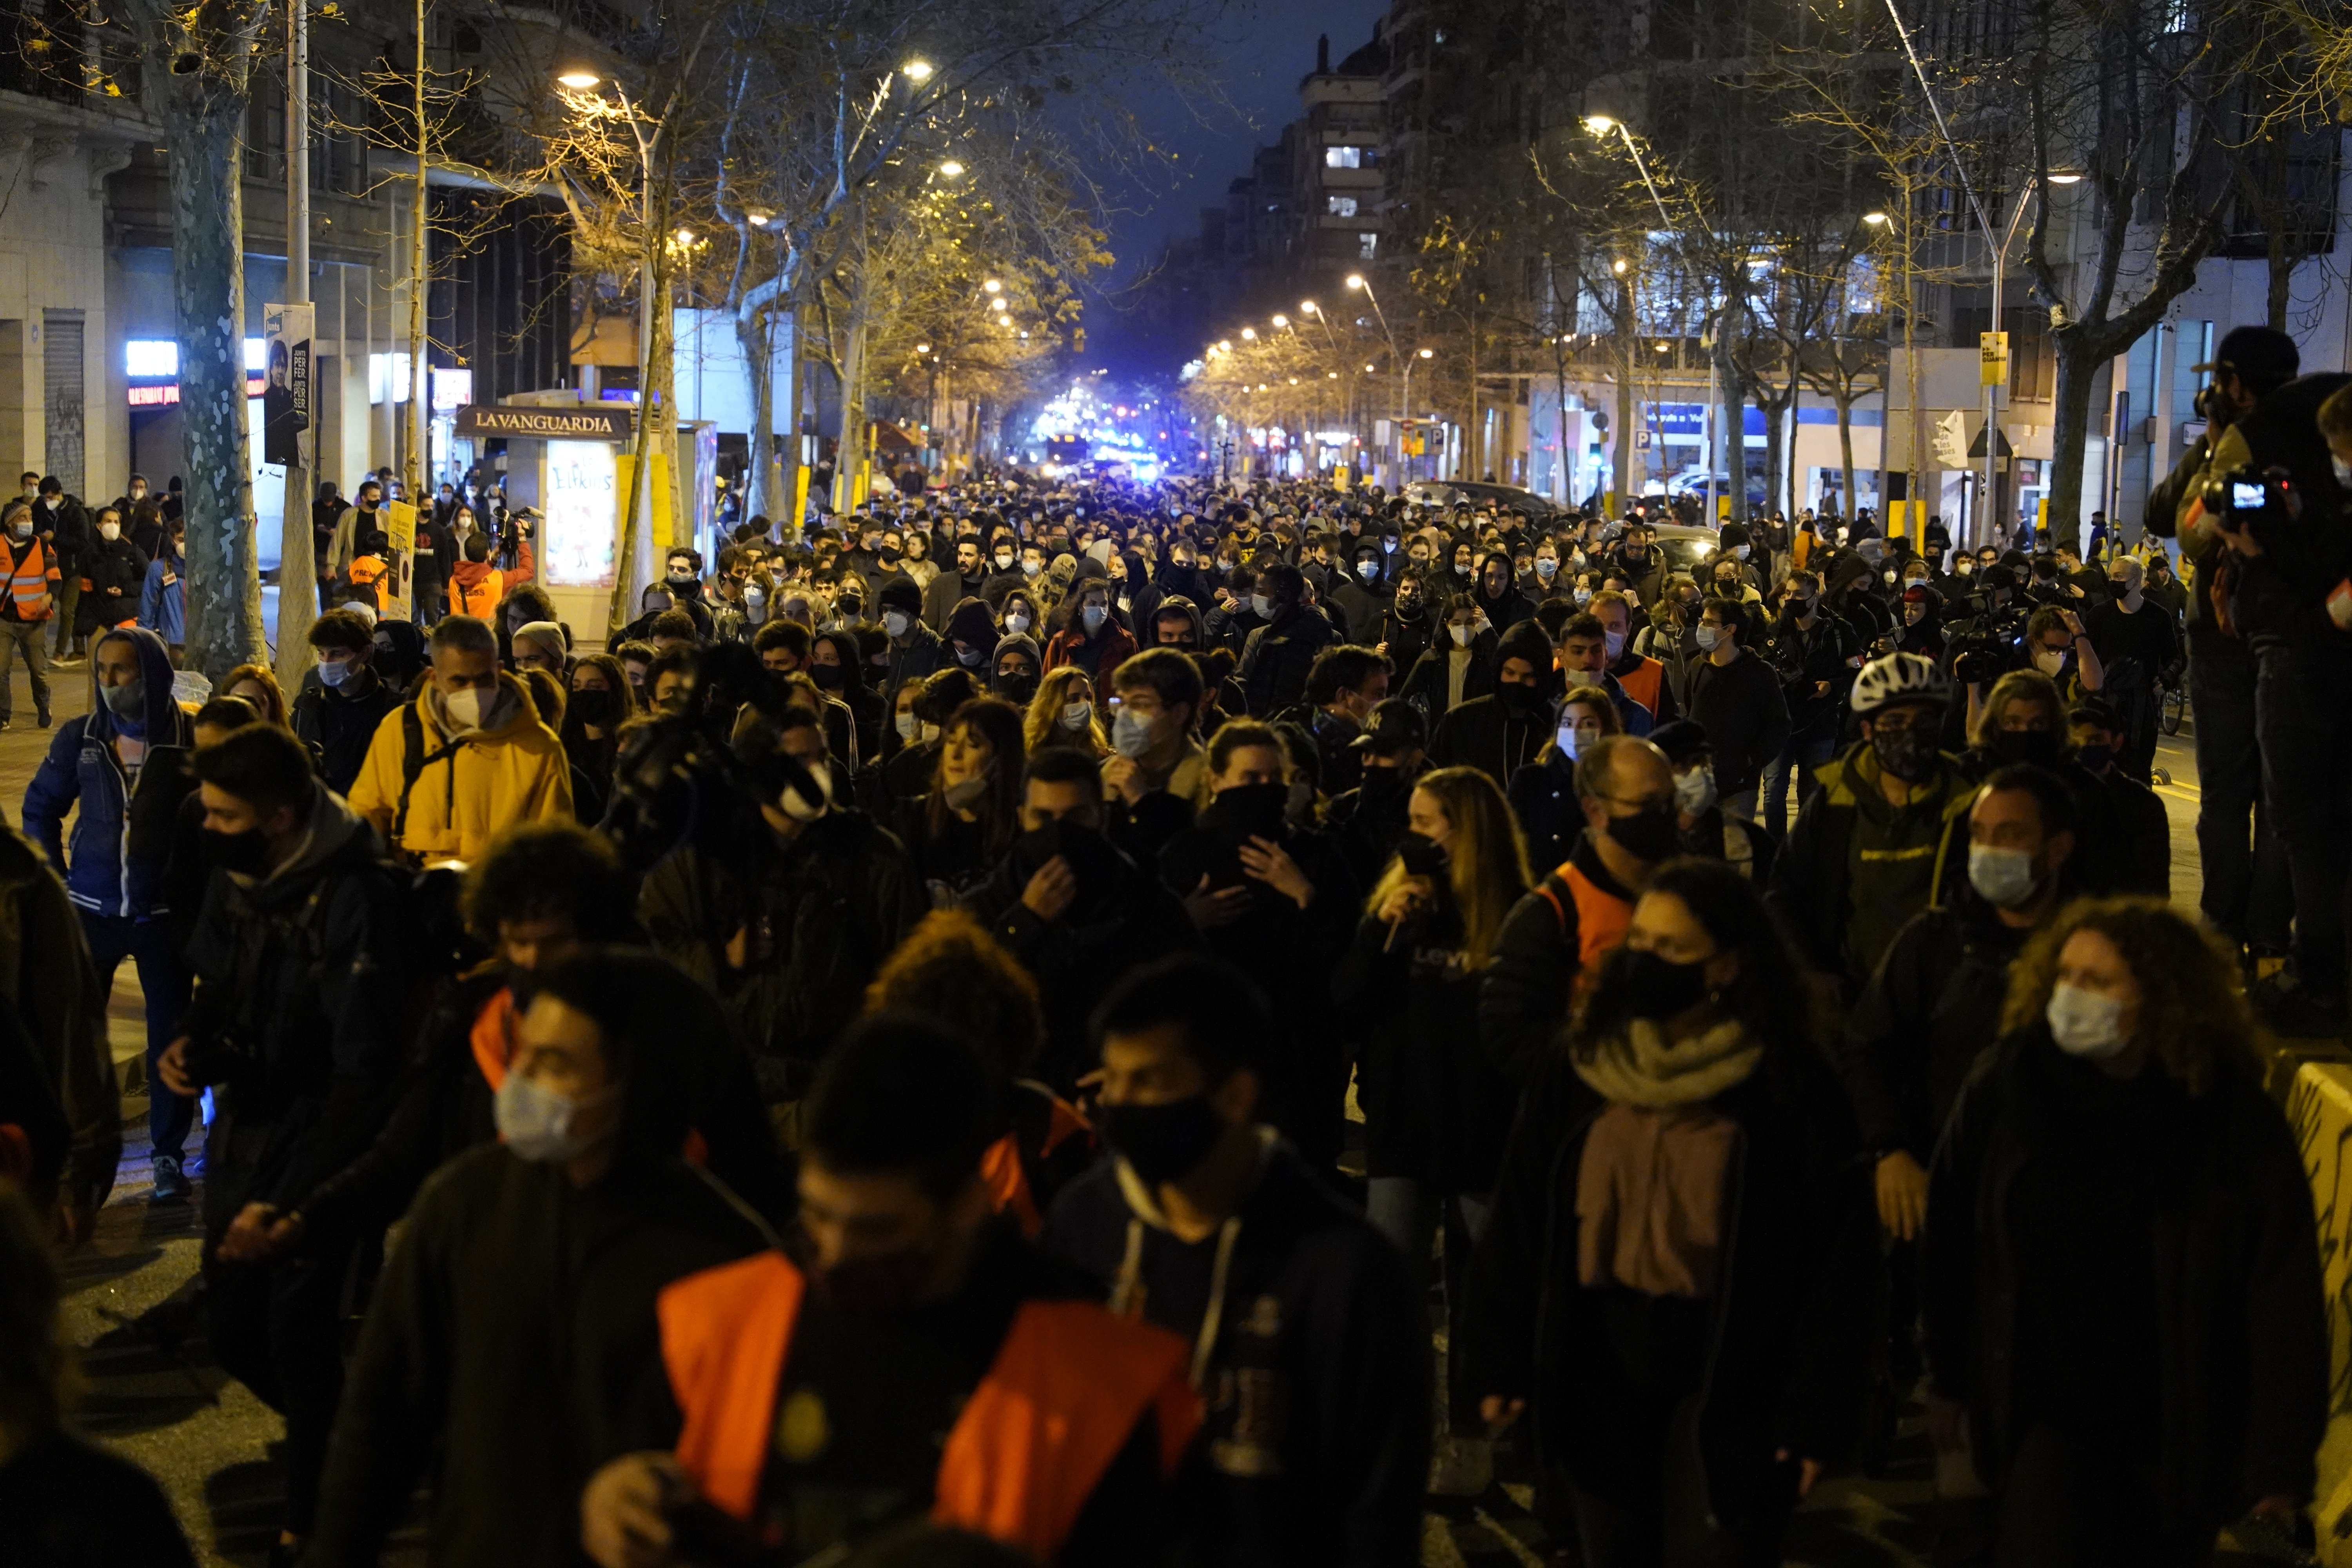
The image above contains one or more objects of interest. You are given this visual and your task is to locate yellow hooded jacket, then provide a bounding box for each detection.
[348,670,574,865]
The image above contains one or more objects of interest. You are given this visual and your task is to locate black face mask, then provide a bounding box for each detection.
[1612,945,1713,1022]
[2074,740,2114,775]
[1202,781,1289,844]
[808,662,846,690]
[1015,817,1117,898]
[1871,726,1939,782]
[1098,1096,1227,1186]
[1498,681,1546,716]
[807,1237,939,1316]
[1992,729,2062,768]
[1607,804,1682,863]
[203,826,272,875]
[568,687,614,725]
[1398,829,1449,879]
[1357,765,1408,803]
[996,670,1038,705]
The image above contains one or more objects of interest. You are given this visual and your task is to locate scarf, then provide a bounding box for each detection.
[1571,1016,1760,1109]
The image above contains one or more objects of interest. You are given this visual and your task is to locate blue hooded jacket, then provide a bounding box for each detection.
[22,626,196,918]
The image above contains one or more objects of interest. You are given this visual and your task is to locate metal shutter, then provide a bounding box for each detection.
[42,311,83,497]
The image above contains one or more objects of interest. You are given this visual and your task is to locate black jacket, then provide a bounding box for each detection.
[1924,1037,2325,1536]
[309,1145,771,1568]
[1837,895,2034,1160]
[1397,630,1497,719]
[1687,649,1791,797]
[1506,751,1580,878]
[1238,606,1342,716]
[969,831,1202,1090]
[1323,765,1419,890]
[1377,603,1435,681]
[291,671,401,797]
[1463,1044,1879,1523]
[179,793,417,1223]
[1330,574,1394,644]
[1428,690,1550,790]
[75,534,149,634]
[1042,1139,1430,1568]
[639,809,923,1104]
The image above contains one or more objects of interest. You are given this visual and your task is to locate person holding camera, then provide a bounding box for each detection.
[2179,325,2352,1033]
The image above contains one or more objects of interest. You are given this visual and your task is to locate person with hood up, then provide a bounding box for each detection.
[1044,955,1431,1566]
[347,615,575,867]
[878,577,948,691]
[990,630,1042,707]
[21,625,200,1200]
[1428,619,1557,789]
[1155,535,1211,606]
[1112,547,1161,635]
[75,505,148,642]
[1685,596,1789,822]
[1472,552,1536,635]
[1332,536,1397,645]
[304,949,777,1568]
[291,609,404,797]
[1236,561,1341,716]
[155,724,418,1562]
[942,595,1001,682]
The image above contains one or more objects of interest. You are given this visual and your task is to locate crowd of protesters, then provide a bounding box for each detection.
[0,336,2341,1568]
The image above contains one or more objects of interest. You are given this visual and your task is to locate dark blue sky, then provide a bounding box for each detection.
[1102,0,1391,281]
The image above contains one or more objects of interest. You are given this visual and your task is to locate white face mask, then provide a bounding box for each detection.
[777,756,836,822]
[2031,649,2067,677]
[1060,699,1092,731]
[996,553,1015,570]
[99,522,121,541]
[881,610,912,639]
[1449,623,1474,648]
[896,711,921,741]
[1603,629,1626,660]
[1968,843,2040,907]
[1674,764,1717,815]
[1250,593,1275,619]
[1082,604,1107,633]
[2045,980,2129,1059]
[1693,625,1723,652]
[1732,544,1749,560]
[1005,611,1031,635]
[494,1071,614,1163]
[443,684,503,733]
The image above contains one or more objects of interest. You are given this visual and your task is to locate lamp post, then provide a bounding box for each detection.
[1346,272,1407,481]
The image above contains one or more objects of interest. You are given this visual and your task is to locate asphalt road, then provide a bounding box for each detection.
[4,642,2232,1568]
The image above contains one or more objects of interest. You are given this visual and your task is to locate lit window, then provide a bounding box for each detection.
[244,338,268,371]
[124,340,178,378]
[1359,232,1379,259]
[1325,146,1362,169]
[1328,194,1359,218]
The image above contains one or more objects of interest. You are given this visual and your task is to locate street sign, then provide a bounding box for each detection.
[1980,331,2011,387]
[1931,409,1970,468]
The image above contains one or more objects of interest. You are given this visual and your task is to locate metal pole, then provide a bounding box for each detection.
[407,0,427,501]
[276,0,317,689]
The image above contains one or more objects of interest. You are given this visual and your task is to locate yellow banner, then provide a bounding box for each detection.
[381,500,416,620]
[791,464,810,536]
[1980,330,2011,388]
[614,452,676,556]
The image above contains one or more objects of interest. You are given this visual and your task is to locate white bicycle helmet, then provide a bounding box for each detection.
[1849,650,1950,714]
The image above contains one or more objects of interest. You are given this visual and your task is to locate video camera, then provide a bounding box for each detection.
[1944,598,2030,685]
[2199,464,2295,534]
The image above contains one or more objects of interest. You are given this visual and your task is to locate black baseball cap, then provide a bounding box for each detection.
[1351,698,1429,754]
[1648,719,1713,766]
[2192,325,2299,385]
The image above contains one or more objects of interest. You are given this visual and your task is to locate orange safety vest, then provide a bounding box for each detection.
[0,536,57,620]
[347,555,391,611]
[469,985,708,1166]
[451,567,505,621]
[661,1252,1199,1563]
[1612,656,1664,720]
[1536,860,1634,969]
[978,1094,1093,1239]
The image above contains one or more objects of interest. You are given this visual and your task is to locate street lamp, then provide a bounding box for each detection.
[1241,327,1257,341]
[1863,211,1889,226]
[902,59,934,82]
[982,278,1002,294]
[938,160,964,178]
[556,69,600,89]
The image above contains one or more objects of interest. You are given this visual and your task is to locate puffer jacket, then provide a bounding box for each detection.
[22,627,196,918]
[76,533,150,635]
[347,671,575,865]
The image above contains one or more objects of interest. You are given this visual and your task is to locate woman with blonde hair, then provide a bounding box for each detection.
[1508,682,1624,873]
[220,662,293,730]
[1023,664,1108,758]
[1335,764,1531,1489]
[1923,896,2323,1567]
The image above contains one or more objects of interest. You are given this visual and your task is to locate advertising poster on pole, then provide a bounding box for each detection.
[261,303,314,470]
[381,500,417,620]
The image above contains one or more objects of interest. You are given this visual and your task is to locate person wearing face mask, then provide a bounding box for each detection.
[970,749,1201,1089]
[876,578,948,690]
[1473,551,1536,634]
[21,626,198,1200]
[989,632,1042,707]
[901,699,1026,906]
[75,504,148,644]
[348,616,575,866]
[1098,648,1213,870]
[1469,861,1876,1568]
[1325,698,1432,888]
[1044,577,1140,686]
[287,609,399,795]
[1649,720,1776,882]
[876,668,978,820]
[1399,592,1497,718]
[1331,541,1396,644]
[804,628,886,762]
[2078,555,2178,784]
[1758,569,1862,840]
[310,947,779,1568]
[641,705,922,1123]
[1591,590,1676,724]
[1234,561,1341,716]
[0,500,59,729]
[1297,643,1388,797]
[583,1015,1196,1568]
[154,724,419,1561]
[1376,564,1437,678]
[1684,597,1787,824]
[1922,899,2323,1568]
[1552,610,1658,737]
[1333,765,1530,1495]
[1767,652,1975,996]
[1156,725,1358,1166]
[1430,619,1558,790]
[1506,685,1623,875]
[1044,955,1430,1563]
[2067,697,2170,898]
[1840,766,2077,1262]
[554,652,636,826]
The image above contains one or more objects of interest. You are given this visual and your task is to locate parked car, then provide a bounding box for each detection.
[1402,479,1562,517]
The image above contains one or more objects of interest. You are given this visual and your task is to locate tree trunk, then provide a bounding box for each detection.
[1715,331,1746,525]
[2043,332,2104,550]
[834,310,867,510]
[170,88,267,678]
[1836,387,1857,526]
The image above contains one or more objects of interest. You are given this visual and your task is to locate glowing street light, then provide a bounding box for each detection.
[1416,347,1434,359]
[1582,114,1617,133]
[2046,171,2083,185]
[982,278,1002,293]
[1345,274,1365,289]
[1612,258,1628,275]
[1299,300,1318,314]
[674,227,695,243]
[939,160,964,178]
[1862,210,1889,225]
[1218,340,1232,352]
[902,59,934,82]
[556,70,600,89]
[915,343,931,354]
[1271,313,1288,327]
[1240,327,1256,341]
